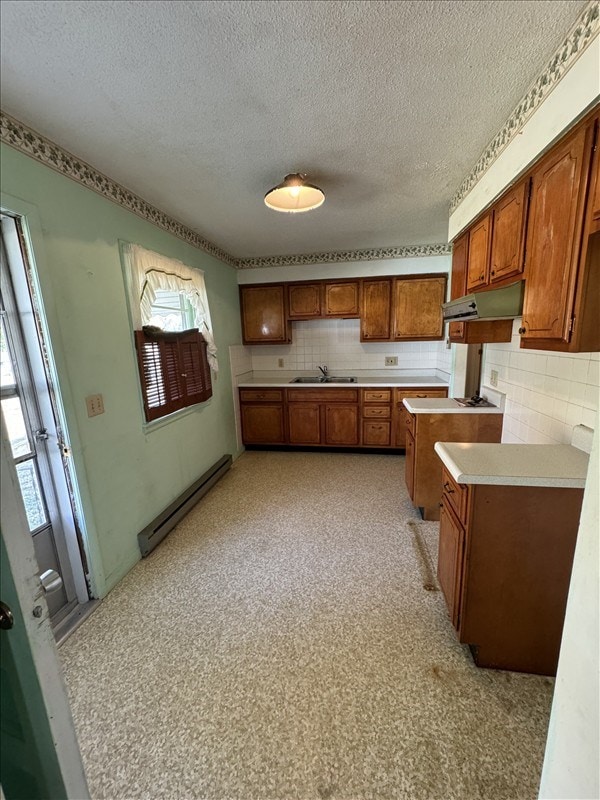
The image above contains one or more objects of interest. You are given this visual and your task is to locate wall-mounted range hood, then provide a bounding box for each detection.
[442,280,524,322]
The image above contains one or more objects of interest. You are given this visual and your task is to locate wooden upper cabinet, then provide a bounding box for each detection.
[489,179,529,284]
[240,284,290,344]
[589,121,600,233]
[360,279,392,341]
[287,283,321,319]
[466,212,492,292]
[323,281,359,317]
[392,276,446,340]
[449,232,468,342]
[521,123,593,345]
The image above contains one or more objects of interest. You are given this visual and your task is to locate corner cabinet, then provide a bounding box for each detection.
[240,284,291,344]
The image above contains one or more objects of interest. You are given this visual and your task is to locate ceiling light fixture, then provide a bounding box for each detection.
[264,173,325,213]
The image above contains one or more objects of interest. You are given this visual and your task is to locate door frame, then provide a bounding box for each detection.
[0,193,103,599]
[1,414,90,799]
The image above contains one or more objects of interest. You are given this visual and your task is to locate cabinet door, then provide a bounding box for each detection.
[240,285,290,344]
[324,405,359,446]
[521,124,592,344]
[392,277,446,340]
[362,420,391,446]
[241,404,285,444]
[323,281,359,317]
[287,283,322,319]
[404,430,415,499]
[438,502,465,627]
[288,403,321,445]
[466,213,492,292]
[490,179,529,284]
[360,280,392,341]
[449,233,468,342]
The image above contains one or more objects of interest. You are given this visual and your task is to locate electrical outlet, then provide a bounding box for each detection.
[490,369,499,388]
[86,393,105,417]
[277,357,284,368]
[385,356,398,366]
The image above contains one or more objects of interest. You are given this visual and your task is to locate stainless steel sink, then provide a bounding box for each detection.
[290,376,357,383]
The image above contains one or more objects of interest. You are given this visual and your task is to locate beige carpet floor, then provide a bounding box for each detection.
[60,451,554,800]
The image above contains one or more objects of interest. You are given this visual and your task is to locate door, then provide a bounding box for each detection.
[240,404,285,444]
[466,212,492,291]
[521,123,593,343]
[323,281,359,317]
[288,403,321,444]
[392,277,446,340]
[360,279,391,341]
[287,283,321,319]
[489,178,529,283]
[437,502,465,627]
[240,284,290,343]
[1,218,87,628]
[1,415,89,800]
[324,404,359,446]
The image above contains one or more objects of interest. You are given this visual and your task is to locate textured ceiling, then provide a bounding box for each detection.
[0,0,588,259]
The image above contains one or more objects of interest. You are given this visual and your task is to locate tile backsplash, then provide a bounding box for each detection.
[248,318,451,375]
[483,319,599,444]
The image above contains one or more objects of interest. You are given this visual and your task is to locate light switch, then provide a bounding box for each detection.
[86,394,105,417]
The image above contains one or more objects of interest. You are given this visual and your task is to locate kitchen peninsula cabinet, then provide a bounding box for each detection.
[434,442,588,675]
[393,388,448,448]
[240,285,291,344]
[239,389,285,444]
[402,403,502,520]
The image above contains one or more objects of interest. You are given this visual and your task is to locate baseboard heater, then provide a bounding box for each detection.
[137,454,232,557]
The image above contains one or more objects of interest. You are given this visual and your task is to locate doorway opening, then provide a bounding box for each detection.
[0,214,95,641]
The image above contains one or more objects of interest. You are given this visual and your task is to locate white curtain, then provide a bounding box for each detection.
[124,243,218,371]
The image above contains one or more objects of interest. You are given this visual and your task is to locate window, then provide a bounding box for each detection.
[123,244,217,423]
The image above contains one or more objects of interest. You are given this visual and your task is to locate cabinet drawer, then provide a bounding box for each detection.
[239,389,283,402]
[362,389,392,403]
[362,420,391,446]
[401,407,415,437]
[287,388,358,403]
[442,467,469,523]
[362,405,391,419]
[395,388,448,402]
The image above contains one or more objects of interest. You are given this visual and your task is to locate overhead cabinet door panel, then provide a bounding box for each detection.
[392,277,446,340]
[490,179,529,283]
[521,125,592,343]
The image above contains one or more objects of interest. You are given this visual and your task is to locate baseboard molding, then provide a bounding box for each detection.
[137,454,232,557]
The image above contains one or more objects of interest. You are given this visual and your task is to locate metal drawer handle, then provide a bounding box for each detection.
[443,481,455,494]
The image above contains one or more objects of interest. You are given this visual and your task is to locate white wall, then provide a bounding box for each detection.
[482,320,599,444]
[236,255,451,284]
[538,425,599,800]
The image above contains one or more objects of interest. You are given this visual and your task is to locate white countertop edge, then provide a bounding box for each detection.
[237,378,450,389]
[402,398,503,414]
[434,442,588,488]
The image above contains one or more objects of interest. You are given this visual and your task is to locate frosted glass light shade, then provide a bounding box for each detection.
[264,173,325,213]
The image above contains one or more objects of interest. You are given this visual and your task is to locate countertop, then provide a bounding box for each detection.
[237,372,450,389]
[403,398,503,415]
[434,442,590,488]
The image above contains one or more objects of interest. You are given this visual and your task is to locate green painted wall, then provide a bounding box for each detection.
[1,144,242,597]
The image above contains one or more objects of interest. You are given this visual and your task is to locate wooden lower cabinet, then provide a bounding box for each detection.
[437,468,584,675]
[324,405,359,445]
[404,430,415,500]
[437,502,464,628]
[404,410,502,520]
[288,403,321,444]
[240,404,285,444]
[394,388,448,448]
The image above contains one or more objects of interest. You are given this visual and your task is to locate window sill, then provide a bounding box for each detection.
[142,397,212,434]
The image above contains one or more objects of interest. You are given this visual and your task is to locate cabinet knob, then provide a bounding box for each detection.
[491,270,495,276]
[518,327,527,335]
[479,274,484,281]
[443,481,455,494]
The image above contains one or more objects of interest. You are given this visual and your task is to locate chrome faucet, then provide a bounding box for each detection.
[317,364,329,379]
